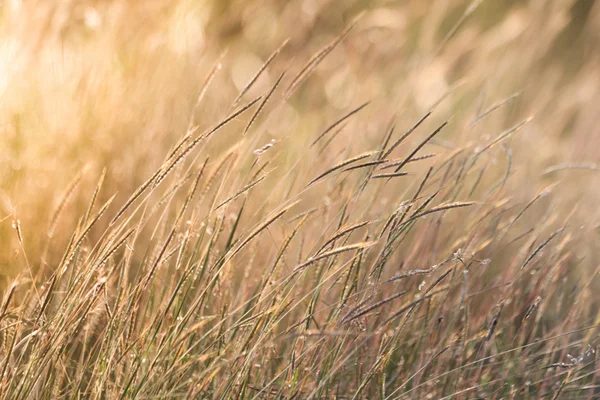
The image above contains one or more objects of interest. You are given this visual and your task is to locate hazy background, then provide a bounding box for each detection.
[2,2,600,398]
[1,0,599,279]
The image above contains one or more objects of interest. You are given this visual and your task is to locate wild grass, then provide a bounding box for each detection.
[1,0,600,398]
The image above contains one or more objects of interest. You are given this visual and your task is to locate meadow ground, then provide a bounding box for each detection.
[1,0,600,398]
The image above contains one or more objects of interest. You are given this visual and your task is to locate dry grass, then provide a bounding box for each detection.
[1,0,600,398]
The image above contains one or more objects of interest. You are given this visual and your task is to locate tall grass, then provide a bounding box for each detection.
[1,0,600,398]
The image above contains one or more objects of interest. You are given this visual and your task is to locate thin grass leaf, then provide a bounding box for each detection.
[474,118,532,158]
[521,228,565,271]
[342,290,407,323]
[294,241,375,272]
[48,169,85,238]
[381,110,432,160]
[243,72,286,135]
[284,21,358,100]
[310,102,370,147]
[371,172,409,179]
[232,39,289,108]
[393,119,451,173]
[308,150,379,186]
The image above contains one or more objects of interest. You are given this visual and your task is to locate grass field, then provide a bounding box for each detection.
[1,0,600,398]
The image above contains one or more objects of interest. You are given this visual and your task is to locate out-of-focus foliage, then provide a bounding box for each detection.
[1,1,599,276]
[0,0,600,398]
[0,0,598,255]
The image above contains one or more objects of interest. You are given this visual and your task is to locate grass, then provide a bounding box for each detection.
[1,0,600,398]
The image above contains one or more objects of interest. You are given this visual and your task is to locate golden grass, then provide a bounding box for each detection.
[1,0,600,398]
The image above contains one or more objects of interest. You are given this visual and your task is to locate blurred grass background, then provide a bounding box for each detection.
[0,0,599,285]
[1,1,600,398]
